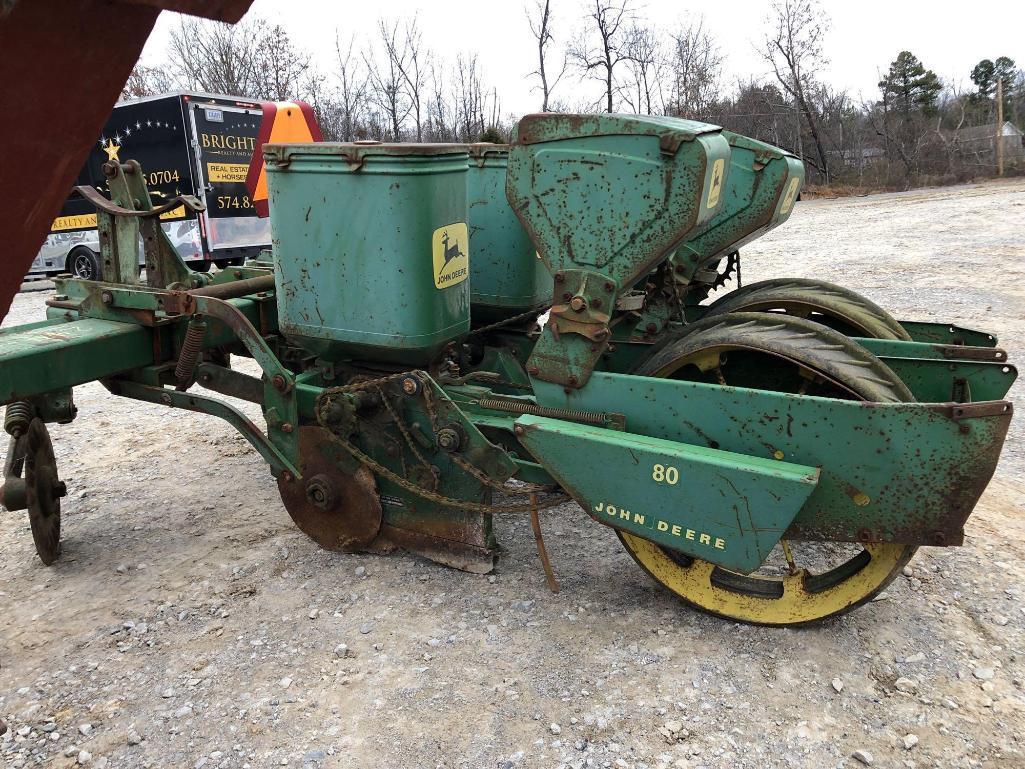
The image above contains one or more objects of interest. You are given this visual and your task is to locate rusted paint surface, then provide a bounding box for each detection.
[278,426,383,552]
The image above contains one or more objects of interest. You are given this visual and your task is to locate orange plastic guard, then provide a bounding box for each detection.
[245,101,323,217]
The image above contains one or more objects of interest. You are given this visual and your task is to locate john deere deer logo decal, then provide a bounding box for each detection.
[441,230,465,267]
[432,222,469,289]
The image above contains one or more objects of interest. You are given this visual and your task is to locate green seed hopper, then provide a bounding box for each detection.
[0,114,1013,626]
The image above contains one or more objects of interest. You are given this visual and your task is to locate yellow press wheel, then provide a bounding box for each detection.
[624,312,917,626]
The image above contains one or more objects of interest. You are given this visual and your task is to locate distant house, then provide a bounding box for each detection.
[949,121,1024,163]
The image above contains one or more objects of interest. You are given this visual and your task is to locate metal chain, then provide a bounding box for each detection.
[468,306,548,338]
[316,370,570,513]
[330,434,569,514]
[374,385,435,474]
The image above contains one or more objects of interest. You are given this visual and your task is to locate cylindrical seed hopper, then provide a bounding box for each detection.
[466,143,550,324]
[264,142,470,365]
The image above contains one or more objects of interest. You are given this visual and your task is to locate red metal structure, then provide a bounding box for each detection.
[0,0,254,321]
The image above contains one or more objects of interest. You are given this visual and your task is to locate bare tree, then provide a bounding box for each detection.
[168,17,262,96]
[569,0,635,113]
[526,0,567,112]
[365,19,410,140]
[621,24,661,115]
[383,16,429,141]
[666,17,722,119]
[252,23,312,101]
[167,16,310,101]
[329,33,369,141]
[762,0,830,181]
[121,63,174,100]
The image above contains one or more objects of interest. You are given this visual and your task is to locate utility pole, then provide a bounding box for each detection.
[995,78,1004,177]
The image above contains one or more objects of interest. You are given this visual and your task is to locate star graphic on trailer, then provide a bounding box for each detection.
[103,139,121,162]
[146,120,152,127]
[135,121,141,129]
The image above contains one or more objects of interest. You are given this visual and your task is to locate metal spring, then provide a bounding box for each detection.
[477,396,611,426]
[4,401,33,438]
[174,316,207,389]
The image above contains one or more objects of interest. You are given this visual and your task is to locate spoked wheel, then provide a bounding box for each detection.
[702,278,912,340]
[623,312,916,625]
[1,418,66,565]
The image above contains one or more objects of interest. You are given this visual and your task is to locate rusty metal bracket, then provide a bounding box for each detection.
[72,182,204,219]
[943,401,1014,421]
[103,378,298,479]
[940,345,1008,362]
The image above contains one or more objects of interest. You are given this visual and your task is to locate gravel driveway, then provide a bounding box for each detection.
[2,178,1024,769]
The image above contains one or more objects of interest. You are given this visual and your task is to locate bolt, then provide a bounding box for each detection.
[562,292,572,301]
[281,422,294,433]
[513,425,525,437]
[436,427,461,452]
[554,273,565,283]
[567,375,579,386]
[857,528,872,542]
[160,393,172,405]
[527,365,540,376]
[591,297,603,308]
[281,470,294,483]
[932,530,947,546]
[100,290,114,305]
[604,281,615,292]
[234,270,243,279]
[570,296,586,312]
[305,475,336,510]
[401,377,418,395]
[646,322,658,334]
[675,265,686,274]
[200,372,213,383]
[271,374,289,393]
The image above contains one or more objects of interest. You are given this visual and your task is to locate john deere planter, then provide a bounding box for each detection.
[0,114,1013,625]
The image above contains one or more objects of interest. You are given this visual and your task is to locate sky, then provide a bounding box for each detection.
[140,0,1024,117]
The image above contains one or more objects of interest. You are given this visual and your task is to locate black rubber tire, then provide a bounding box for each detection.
[638,311,914,403]
[67,247,101,281]
[702,278,912,341]
[191,260,212,273]
[213,259,231,270]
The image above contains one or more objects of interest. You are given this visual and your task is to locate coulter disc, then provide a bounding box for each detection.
[277,426,382,552]
[623,312,916,625]
[702,277,912,340]
[23,419,64,565]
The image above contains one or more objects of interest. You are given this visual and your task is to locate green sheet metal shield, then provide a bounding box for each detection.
[515,415,819,573]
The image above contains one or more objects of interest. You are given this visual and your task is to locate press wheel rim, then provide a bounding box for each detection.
[628,312,916,625]
[619,532,913,626]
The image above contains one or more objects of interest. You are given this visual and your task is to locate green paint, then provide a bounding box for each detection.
[265,143,471,364]
[516,414,818,573]
[532,371,1010,545]
[466,144,550,321]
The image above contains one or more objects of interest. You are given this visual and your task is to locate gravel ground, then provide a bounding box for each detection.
[1,179,1024,769]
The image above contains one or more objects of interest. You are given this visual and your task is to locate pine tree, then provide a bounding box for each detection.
[878,51,942,117]
[971,56,1017,113]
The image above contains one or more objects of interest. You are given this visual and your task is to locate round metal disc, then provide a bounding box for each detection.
[24,419,62,565]
[277,426,383,552]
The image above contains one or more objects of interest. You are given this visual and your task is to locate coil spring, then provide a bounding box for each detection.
[477,396,611,427]
[174,316,207,389]
[4,401,33,438]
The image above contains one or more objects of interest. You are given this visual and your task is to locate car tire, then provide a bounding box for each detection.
[67,248,101,281]
[191,260,212,273]
[213,259,230,270]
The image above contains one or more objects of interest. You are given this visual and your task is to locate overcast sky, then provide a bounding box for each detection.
[140,0,1023,117]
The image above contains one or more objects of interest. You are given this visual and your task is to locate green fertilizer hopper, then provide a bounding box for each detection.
[0,114,1014,626]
